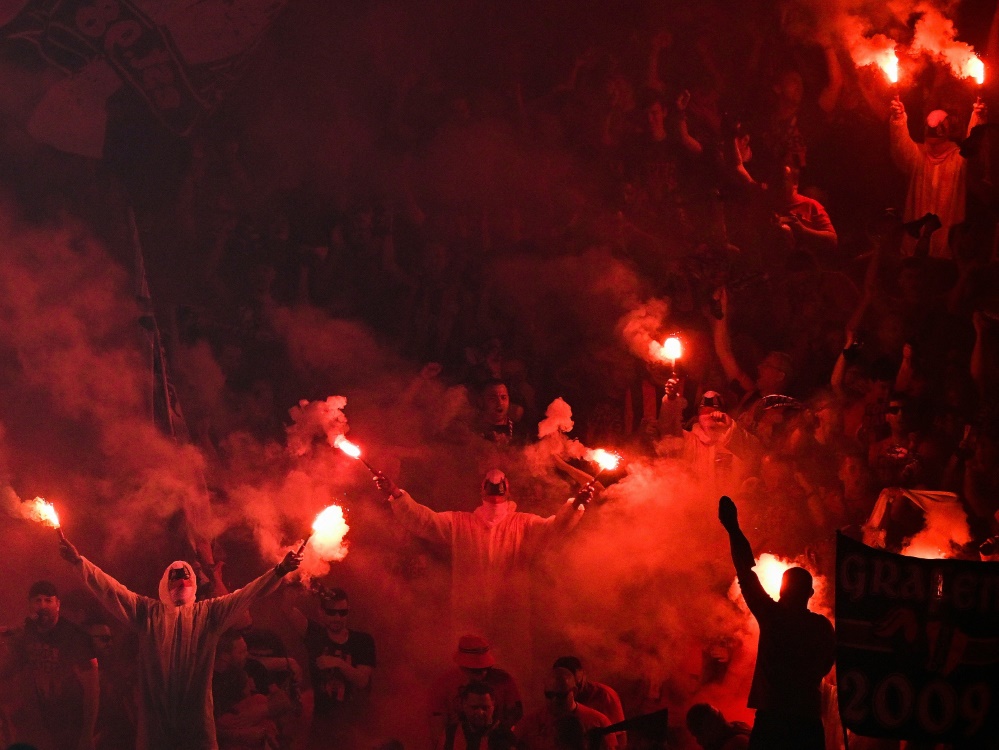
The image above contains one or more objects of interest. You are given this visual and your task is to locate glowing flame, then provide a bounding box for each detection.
[754,553,792,600]
[967,56,985,85]
[650,335,683,363]
[335,436,362,459]
[911,10,984,84]
[884,51,899,84]
[662,336,682,362]
[310,505,350,561]
[846,29,900,85]
[586,448,621,472]
[24,497,60,528]
[901,541,947,559]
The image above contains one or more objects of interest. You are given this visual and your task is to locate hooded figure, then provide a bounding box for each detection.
[889,101,987,258]
[376,469,585,677]
[59,536,300,750]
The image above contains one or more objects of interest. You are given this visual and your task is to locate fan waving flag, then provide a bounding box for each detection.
[1,0,288,157]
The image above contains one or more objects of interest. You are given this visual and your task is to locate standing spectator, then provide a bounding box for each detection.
[434,681,517,750]
[515,668,616,750]
[550,656,624,729]
[771,166,837,255]
[658,388,760,497]
[374,469,585,658]
[428,635,523,740]
[889,99,986,258]
[287,587,374,750]
[0,581,98,750]
[57,531,301,750]
[212,631,297,750]
[85,619,137,750]
[718,497,834,749]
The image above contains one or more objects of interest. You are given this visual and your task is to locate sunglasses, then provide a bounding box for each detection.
[323,608,349,617]
[545,691,570,700]
[168,568,191,582]
[885,406,903,415]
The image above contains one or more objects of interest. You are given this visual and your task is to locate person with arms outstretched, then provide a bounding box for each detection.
[58,531,302,750]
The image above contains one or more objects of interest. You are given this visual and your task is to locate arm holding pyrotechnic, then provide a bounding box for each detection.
[60,532,149,625]
[380,476,453,546]
[209,550,301,632]
[888,99,920,174]
[968,98,987,137]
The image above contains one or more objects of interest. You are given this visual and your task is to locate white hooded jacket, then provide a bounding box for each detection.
[78,557,283,750]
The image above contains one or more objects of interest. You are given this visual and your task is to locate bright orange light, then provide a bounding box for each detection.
[24,497,60,528]
[754,553,792,600]
[901,540,948,559]
[335,436,361,459]
[586,448,621,472]
[883,50,899,84]
[967,56,985,85]
[662,336,682,362]
[310,505,350,561]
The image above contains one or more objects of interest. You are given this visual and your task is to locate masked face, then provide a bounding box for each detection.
[29,594,59,631]
[163,563,196,607]
[925,110,951,143]
[481,469,508,504]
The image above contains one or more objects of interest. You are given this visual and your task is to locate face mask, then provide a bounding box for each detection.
[160,562,196,607]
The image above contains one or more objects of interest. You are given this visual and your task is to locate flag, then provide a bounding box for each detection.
[836,532,999,742]
[1,0,288,157]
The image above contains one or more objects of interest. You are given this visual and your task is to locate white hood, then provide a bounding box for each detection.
[158,560,197,607]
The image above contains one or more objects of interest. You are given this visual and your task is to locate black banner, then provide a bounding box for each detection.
[836,532,999,743]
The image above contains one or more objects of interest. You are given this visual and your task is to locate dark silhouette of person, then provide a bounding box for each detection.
[718,496,834,749]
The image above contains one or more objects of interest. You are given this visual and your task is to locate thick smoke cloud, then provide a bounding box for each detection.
[1,0,986,747]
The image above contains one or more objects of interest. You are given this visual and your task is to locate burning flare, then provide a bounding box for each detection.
[754,553,792,600]
[650,335,683,364]
[911,9,984,84]
[586,448,621,473]
[309,505,350,561]
[662,336,682,362]
[24,497,60,528]
[967,56,985,85]
[335,436,362,459]
[845,26,899,85]
[884,50,899,84]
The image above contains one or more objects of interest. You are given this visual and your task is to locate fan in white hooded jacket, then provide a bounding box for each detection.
[58,534,301,750]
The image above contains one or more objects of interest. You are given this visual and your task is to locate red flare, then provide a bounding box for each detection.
[24,497,60,528]
[309,505,350,561]
[335,436,362,459]
[586,448,621,473]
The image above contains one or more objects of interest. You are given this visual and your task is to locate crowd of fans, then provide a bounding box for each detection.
[3,2,999,749]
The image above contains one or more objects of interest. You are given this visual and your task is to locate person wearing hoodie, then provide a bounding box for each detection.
[57,532,302,750]
[373,469,587,675]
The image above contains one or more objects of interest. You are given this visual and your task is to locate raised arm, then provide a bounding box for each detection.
[208,550,302,632]
[817,42,843,114]
[968,98,987,138]
[718,496,772,616]
[889,99,921,175]
[374,472,453,546]
[710,288,754,394]
[60,533,147,626]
